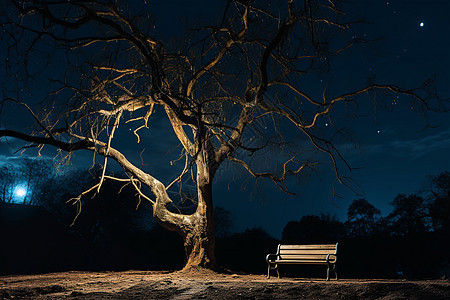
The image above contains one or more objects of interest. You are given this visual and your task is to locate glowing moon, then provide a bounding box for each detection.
[16,188,26,197]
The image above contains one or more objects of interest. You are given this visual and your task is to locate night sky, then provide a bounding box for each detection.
[1,0,450,239]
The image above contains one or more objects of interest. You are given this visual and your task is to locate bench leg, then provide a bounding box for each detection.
[327,265,330,281]
[327,263,338,281]
[267,264,280,279]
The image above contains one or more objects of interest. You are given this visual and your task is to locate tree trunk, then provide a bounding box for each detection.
[152,149,217,270]
[180,141,217,270]
[183,177,216,269]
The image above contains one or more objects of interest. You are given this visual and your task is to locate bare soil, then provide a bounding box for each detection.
[1,270,449,299]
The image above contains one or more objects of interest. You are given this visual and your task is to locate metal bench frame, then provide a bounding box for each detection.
[266,243,338,280]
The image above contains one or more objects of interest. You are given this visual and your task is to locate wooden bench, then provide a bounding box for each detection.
[266,243,338,280]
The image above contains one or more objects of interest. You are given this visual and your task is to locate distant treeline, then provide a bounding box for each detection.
[219,169,450,279]
[1,161,449,279]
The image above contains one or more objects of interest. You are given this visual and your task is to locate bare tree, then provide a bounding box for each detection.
[19,157,54,205]
[0,164,18,203]
[0,159,53,204]
[0,0,442,270]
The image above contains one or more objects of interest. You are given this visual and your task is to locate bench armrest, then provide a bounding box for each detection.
[326,254,337,264]
[266,253,278,264]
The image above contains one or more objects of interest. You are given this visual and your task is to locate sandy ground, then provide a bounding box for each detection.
[1,270,449,299]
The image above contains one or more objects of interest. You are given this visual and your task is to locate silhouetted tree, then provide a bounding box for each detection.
[0,164,18,203]
[19,158,54,205]
[0,0,442,270]
[36,166,154,232]
[216,227,278,274]
[386,194,430,236]
[428,171,450,233]
[35,168,96,217]
[0,159,53,204]
[214,206,234,239]
[282,214,345,244]
[71,180,150,248]
[345,198,381,238]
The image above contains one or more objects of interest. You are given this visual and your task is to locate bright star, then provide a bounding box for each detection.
[420,22,424,27]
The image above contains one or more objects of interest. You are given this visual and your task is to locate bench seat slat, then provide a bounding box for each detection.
[279,249,337,255]
[279,244,337,250]
[278,254,336,261]
[274,259,329,265]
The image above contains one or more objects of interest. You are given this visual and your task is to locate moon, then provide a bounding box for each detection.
[15,187,26,197]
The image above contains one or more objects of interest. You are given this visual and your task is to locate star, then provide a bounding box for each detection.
[419,22,424,27]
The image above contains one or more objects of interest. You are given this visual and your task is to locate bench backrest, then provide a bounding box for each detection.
[277,244,338,262]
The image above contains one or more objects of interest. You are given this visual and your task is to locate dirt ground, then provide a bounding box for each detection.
[1,269,449,299]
